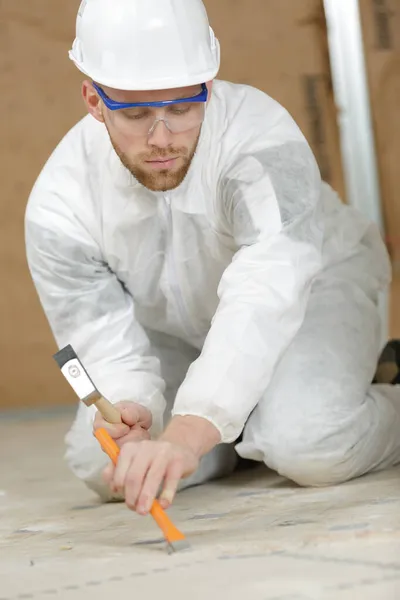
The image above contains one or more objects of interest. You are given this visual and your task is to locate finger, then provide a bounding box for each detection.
[95,421,131,439]
[136,454,169,515]
[136,406,152,430]
[112,443,137,493]
[102,463,115,487]
[124,448,155,512]
[93,412,130,438]
[158,458,184,509]
[118,426,151,448]
[119,402,153,430]
[102,462,114,485]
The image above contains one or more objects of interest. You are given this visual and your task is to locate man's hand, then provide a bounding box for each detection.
[93,400,153,447]
[103,415,221,513]
[103,440,199,514]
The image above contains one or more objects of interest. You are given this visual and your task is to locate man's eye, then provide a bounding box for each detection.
[123,111,148,120]
[169,105,192,116]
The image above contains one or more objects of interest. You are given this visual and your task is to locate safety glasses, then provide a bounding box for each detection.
[92,82,208,110]
[93,82,208,136]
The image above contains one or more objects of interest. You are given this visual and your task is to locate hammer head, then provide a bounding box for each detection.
[53,345,100,404]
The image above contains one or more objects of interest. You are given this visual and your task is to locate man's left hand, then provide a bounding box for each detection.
[103,440,199,514]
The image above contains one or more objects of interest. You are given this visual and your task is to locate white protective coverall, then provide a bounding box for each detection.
[25,80,400,500]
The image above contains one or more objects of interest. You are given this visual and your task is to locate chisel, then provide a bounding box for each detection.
[53,344,190,553]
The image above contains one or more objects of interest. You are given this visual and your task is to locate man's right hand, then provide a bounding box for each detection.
[93,401,153,448]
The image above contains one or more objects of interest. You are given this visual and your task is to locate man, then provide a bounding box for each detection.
[25,0,400,516]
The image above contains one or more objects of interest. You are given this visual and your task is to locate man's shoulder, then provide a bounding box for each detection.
[42,115,107,173]
[209,80,308,169]
[212,79,286,120]
[27,116,108,193]
[25,115,108,225]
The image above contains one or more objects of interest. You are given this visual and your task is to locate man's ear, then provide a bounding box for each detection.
[82,80,104,123]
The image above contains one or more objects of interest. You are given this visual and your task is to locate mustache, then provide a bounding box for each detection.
[140,147,188,161]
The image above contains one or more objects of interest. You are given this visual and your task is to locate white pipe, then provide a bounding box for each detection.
[323,0,388,343]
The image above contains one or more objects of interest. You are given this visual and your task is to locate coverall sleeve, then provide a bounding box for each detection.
[25,201,166,436]
[172,117,324,443]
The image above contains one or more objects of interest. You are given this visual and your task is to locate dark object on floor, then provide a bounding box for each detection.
[234,431,259,471]
[374,339,400,384]
[235,456,259,471]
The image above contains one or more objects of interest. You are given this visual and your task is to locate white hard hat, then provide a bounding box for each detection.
[69,0,221,91]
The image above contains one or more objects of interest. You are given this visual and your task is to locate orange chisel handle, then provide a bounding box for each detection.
[95,428,186,544]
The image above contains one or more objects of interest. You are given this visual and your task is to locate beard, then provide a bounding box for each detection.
[108,132,200,192]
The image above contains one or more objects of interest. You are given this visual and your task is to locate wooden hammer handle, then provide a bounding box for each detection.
[94,396,122,424]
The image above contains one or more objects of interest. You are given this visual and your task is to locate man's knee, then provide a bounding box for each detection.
[84,473,124,503]
[240,423,361,487]
[239,379,372,487]
[65,441,123,502]
[270,442,354,487]
[66,443,125,502]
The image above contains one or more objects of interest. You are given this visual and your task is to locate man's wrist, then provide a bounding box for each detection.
[159,415,221,458]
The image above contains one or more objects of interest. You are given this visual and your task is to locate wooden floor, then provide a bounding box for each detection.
[1,413,400,600]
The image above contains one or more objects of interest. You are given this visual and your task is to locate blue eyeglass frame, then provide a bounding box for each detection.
[92,82,208,111]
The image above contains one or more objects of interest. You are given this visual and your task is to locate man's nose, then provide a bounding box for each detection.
[148,119,173,148]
